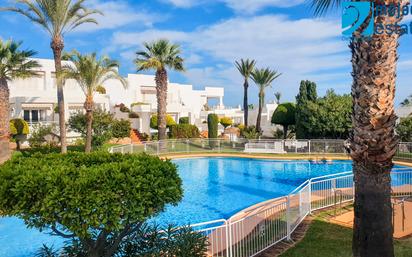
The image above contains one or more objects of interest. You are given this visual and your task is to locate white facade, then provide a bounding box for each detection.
[8,58,245,135]
[248,102,279,137]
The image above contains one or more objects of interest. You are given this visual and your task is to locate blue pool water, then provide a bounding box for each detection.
[0,158,410,257]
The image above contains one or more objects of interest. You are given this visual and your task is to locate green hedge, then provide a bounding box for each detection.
[0,152,183,255]
[169,124,200,139]
[208,114,219,148]
[9,118,29,135]
[179,117,189,124]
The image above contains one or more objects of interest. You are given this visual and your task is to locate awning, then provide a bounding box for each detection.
[21,103,53,109]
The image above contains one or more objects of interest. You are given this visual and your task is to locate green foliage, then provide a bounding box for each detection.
[272,103,296,138]
[112,119,131,139]
[0,152,183,256]
[150,115,177,130]
[116,103,130,113]
[169,124,200,139]
[28,124,57,148]
[179,117,189,124]
[241,126,261,139]
[295,80,318,139]
[128,112,140,119]
[208,114,219,148]
[299,90,352,139]
[131,102,149,107]
[68,109,119,148]
[9,118,29,135]
[95,85,106,94]
[396,117,412,142]
[220,117,233,129]
[0,39,40,81]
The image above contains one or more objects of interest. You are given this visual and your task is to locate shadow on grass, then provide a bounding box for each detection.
[280,219,412,257]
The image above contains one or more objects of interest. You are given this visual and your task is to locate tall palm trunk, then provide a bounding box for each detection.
[84,96,94,153]
[51,37,67,154]
[243,80,249,127]
[155,68,168,142]
[350,4,399,256]
[256,91,264,132]
[0,78,10,163]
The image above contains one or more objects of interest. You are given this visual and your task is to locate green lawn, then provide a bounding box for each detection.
[280,217,412,257]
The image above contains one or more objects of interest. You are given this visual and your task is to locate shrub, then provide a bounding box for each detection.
[128,112,140,119]
[179,117,189,124]
[116,103,130,113]
[69,109,114,149]
[28,124,58,148]
[396,117,412,142]
[208,114,219,148]
[169,124,200,139]
[150,115,177,130]
[220,117,233,129]
[131,102,149,107]
[271,102,296,139]
[95,85,106,94]
[9,118,29,150]
[241,126,261,139]
[0,152,183,257]
[112,119,131,139]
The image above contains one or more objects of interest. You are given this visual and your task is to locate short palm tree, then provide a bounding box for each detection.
[274,92,281,104]
[235,59,256,127]
[135,39,184,141]
[3,0,102,153]
[313,0,400,256]
[61,51,127,153]
[0,40,40,161]
[251,68,281,132]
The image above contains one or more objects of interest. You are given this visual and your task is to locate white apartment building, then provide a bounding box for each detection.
[8,58,245,136]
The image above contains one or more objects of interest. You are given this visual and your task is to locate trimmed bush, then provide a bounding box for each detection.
[9,118,29,150]
[0,152,183,257]
[112,119,131,139]
[208,114,219,148]
[128,112,140,119]
[220,117,233,129]
[179,117,189,124]
[150,115,177,130]
[271,102,296,139]
[169,124,200,139]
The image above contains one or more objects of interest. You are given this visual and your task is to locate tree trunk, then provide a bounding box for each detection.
[256,91,264,132]
[350,2,399,255]
[283,125,288,139]
[84,96,94,153]
[243,80,249,127]
[51,37,67,154]
[0,78,10,162]
[155,68,168,142]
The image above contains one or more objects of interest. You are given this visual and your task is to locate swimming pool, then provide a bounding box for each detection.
[0,157,409,257]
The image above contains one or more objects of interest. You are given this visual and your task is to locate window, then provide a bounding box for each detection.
[23,110,30,122]
[23,109,46,123]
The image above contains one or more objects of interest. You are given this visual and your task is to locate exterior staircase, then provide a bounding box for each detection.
[130,129,144,144]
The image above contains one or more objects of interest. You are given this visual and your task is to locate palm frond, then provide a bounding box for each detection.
[312,0,342,16]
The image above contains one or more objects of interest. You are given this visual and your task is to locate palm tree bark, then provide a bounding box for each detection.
[256,91,263,132]
[243,80,249,127]
[350,9,399,256]
[51,37,67,154]
[84,96,94,153]
[155,68,168,142]
[0,78,10,163]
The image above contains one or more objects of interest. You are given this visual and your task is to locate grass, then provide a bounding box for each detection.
[280,215,412,257]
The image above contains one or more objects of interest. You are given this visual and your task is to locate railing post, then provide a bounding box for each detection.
[286,195,291,241]
[157,141,160,155]
[309,179,313,214]
[228,219,233,257]
[186,139,190,153]
[308,140,311,155]
[144,143,147,152]
[130,144,133,153]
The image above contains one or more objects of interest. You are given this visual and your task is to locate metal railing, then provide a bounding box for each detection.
[191,169,412,257]
[108,140,412,257]
[109,139,347,156]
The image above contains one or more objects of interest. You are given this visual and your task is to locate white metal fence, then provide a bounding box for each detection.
[108,139,412,257]
[191,169,412,257]
[109,139,348,156]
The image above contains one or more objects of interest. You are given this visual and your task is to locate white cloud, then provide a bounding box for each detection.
[110,15,350,103]
[74,0,162,32]
[162,0,305,13]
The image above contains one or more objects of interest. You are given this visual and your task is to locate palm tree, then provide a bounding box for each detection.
[275,92,281,104]
[135,39,184,141]
[235,59,256,127]
[0,40,40,161]
[3,0,102,153]
[312,1,400,256]
[251,68,281,132]
[60,51,127,153]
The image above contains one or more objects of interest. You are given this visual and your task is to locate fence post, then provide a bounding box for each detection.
[308,140,311,155]
[186,139,190,153]
[157,141,160,155]
[130,144,133,153]
[286,195,291,241]
[228,219,233,257]
[309,179,313,214]
[144,143,147,152]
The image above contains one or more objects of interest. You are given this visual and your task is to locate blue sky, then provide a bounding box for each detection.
[1,0,411,107]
